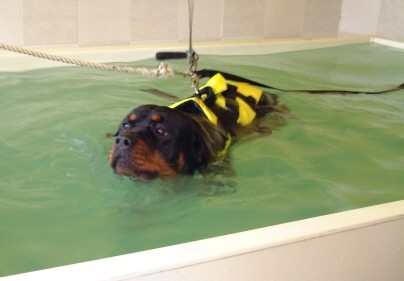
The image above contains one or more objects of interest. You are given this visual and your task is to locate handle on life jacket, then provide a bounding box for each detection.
[155,52,188,60]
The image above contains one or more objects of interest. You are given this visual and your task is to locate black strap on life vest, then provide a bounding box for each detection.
[194,69,404,95]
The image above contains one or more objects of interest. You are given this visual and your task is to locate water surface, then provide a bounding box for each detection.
[1,43,404,276]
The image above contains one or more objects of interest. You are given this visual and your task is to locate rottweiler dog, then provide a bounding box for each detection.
[109,73,282,181]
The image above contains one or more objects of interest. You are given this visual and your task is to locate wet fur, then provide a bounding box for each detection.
[109,91,285,181]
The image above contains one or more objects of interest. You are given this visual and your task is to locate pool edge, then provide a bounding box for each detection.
[2,200,403,281]
[0,35,381,72]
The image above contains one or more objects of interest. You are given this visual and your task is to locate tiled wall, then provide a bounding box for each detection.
[377,0,404,41]
[0,0,403,47]
[339,0,382,35]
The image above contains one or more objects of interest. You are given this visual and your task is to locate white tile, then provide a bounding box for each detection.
[339,0,381,35]
[78,0,130,45]
[377,0,404,41]
[0,0,22,45]
[22,0,78,45]
[131,0,178,42]
[223,0,265,38]
[303,0,342,36]
[265,0,306,38]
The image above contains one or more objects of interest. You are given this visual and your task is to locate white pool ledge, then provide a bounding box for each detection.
[0,36,391,72]
[2,200,403,281]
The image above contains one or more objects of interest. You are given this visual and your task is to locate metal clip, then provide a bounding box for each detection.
[187,51,199,74]
[156,62,168,77]
[191,73,200,95]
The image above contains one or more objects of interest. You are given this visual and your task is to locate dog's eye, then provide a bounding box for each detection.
[122,122,131,130]
[156,127,167,136]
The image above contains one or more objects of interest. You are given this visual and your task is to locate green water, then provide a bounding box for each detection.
[1,43,404,276]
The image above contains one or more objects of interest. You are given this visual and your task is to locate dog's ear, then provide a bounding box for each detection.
[192,132,208,166]
[169,130,207,174]
[180,130,209,173]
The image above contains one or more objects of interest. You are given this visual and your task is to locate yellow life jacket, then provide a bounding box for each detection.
[169,97,218,125]
[199,73,264,126]
[169,73,264,157]
[169,73,264,126]
[169,95,231,157]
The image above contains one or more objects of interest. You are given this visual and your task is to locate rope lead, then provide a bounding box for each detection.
[0,42,187,78]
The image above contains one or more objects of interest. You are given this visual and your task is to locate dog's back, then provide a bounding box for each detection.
[171,73,279,135]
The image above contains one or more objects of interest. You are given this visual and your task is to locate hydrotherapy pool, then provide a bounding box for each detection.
[1,38,404,279]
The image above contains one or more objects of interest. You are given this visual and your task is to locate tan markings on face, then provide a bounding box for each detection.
[131,140,177,177]
[128,113,137,121]
[115,164,137,177]
[177,151,185,171]
[151,114,161,122]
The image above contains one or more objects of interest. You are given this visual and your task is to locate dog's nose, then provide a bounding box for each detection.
[115,136,131,149]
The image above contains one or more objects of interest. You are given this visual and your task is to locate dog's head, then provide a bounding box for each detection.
[109,105,213,180]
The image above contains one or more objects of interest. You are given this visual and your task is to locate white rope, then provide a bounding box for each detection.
[0,42,187,78]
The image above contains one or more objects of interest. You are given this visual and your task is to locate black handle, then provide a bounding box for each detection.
[155,52,188,61]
